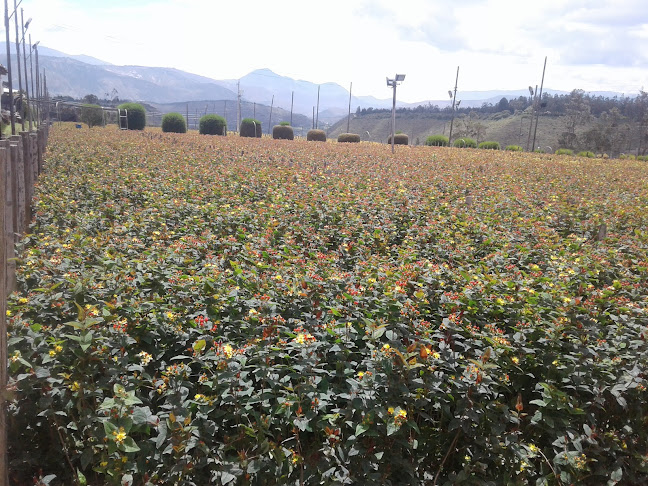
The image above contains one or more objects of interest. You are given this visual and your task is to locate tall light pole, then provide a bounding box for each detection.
[386,73,405,154]
[33,41,39,125]
[13,0,24,130]
[4,0,16,134]
[21,8,31,130]
[448,66,459,146]
[531,56,548,153]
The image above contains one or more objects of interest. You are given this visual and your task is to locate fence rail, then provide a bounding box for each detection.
[0,124,49,484]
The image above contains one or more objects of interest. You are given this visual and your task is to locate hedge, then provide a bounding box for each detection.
[117,103,146,130]
[478,141,500,150]
[388,133,409,145]
[199,115,227,136]
[240,118,262,138]
[161,112,187,134]
[425,135,449,147]
[453,137,477,148]
[272,125,294,140]
[307,129,327,142]
[338,133,361,143]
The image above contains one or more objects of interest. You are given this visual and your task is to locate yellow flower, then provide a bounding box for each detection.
[387,407,394,415]
[382,344,391,351]
[112,427,127,444]
[511,356,520,365]
[528,444,538,453]
[49,350,57,357]
[432,352,441,360]
[69,382,80,392]
[397,409,407,418]
[18,297,28,304]
[55,345,63,353]
[357,371,365,379]
[223,344,234,358]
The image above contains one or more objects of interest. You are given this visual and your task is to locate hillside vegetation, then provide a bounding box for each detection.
[330,90,648,157]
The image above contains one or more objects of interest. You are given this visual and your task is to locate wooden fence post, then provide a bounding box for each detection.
[9,138,25,240]
[3,142,15,295]
[0,140,8,486]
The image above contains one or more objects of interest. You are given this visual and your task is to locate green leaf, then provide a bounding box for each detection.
[193,339,206,352]
[355,423,369,437]
[121,437,140,453]
[77,469,87,486]
[386,421,398,436]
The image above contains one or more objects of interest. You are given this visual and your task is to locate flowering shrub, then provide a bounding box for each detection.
[7,125,648,485]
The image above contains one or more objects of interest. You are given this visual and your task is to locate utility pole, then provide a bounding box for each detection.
[186,103,189,130]
[315,86,320,129]
[13,0,24,130]
[237,79,241,133]
[387,74,406,154]
[448,66,459,146]
[268,95,274,134]
[312,107,314,129]
[531,56,547,153]
[290,91,294,126]
[526,85,537,152]
[346,82,352,133]
[5,0,16,134]
[34,41,39,125]
[21,10,30,130]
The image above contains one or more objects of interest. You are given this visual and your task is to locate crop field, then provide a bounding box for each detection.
[6,125,648,485]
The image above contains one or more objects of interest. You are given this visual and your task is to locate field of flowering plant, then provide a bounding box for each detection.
[6,125,648,485]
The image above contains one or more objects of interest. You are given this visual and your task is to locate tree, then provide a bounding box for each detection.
[80,104,103,128]
[497,97,511,113]
[82,94,99,105]
[558,89,591,149]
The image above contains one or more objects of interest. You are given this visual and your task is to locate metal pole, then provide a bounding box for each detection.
[268,95,274,134]
[448,66,459,146]
[290,91,294,126]
[391,77,396,154]
[315,86,320,130]
[5,0,16,135]
[531,56,547,152]
[526,85,537,152]
[13,0,24,131]
[346,82,352,133]
[21,11,30,130]
[35,43,39,125]
[236,79,241,133]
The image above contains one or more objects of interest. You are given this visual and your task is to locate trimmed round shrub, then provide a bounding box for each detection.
[555,148,574,156]
[638,155,648,161]
[425,135,448,147]
[505,145,523,151]
[453,138,477,148]
[161,112,187,134]
[199,114,227,135]
[80,104,103,128]
[307,129,326,142]
[387,133,409,145]
[338,133,361,143]
[478,141,500,150]
[272,124,294,140]
[117,102,146,130]
[240,118,262,138]
[279,121,290,126]
[577,151,595,158]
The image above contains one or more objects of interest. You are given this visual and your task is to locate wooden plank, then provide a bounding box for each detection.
[9,141,25,239]
[3,143,15,296]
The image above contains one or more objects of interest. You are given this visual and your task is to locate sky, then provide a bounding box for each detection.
[15,0,648,103]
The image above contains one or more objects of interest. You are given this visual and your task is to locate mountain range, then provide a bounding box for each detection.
[0,43,627,126]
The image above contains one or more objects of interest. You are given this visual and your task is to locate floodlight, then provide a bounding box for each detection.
[25,18,32,29]
[448,90,453,99]
[395,74,405,82]
[528,86,534,96]
[456,100,461,107]
[33,41,40,49]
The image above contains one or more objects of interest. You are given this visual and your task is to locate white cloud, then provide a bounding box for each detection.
[19,0,648,102]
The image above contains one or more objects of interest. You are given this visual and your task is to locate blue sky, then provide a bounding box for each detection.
[14,0,648,102]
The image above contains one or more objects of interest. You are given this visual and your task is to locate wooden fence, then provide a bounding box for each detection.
[0,125,49,484]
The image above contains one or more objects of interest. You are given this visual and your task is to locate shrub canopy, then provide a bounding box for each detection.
[453,137,477,148]
[425,135,448,147]
[161,112,187,134]
[272,125,294,140]
[307,129,326,142]
[199,115,227,136]
[117,102,146,130]
[338,133,361,143]
[240,118,262,138]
